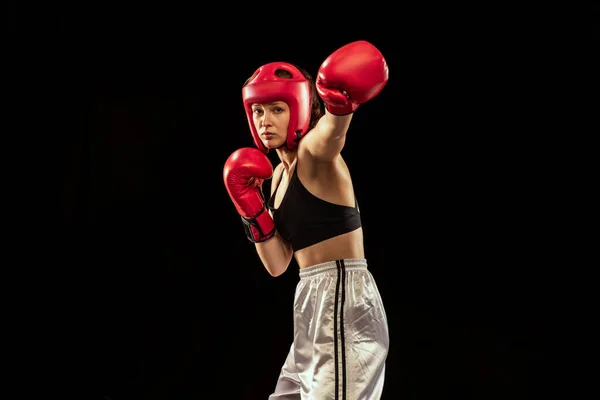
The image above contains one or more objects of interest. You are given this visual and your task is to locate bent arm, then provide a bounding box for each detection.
[254,163,294,277]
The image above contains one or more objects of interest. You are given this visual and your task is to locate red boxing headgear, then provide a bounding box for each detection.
[242,62,311,153]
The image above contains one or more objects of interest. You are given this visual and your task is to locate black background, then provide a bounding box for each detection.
[9,2,578,399]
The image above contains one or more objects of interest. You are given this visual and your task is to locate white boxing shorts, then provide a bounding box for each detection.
[269,258,389,400]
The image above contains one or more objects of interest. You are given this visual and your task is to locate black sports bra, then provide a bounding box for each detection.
[267,164,362,251]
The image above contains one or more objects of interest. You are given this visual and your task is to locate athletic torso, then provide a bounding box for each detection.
[267,156,364,268]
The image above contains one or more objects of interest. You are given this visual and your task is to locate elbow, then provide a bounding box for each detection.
[267,264,288,277]
[264,259,290,277]
[269,269,285,278]
[257,239,293,277]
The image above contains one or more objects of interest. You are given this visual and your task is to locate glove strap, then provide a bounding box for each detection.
[240,207,276,243]
[326,102,359,116]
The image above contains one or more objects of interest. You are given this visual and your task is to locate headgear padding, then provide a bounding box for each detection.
[242,62,311,153]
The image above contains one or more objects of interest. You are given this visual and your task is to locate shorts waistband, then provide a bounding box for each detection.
[299,258,368,279]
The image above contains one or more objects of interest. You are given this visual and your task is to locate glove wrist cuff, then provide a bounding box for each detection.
[326,103,358,116]
[241,207,276,243]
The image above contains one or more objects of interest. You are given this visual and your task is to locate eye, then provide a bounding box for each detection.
[253,108,264,115]
[273,106,284,113]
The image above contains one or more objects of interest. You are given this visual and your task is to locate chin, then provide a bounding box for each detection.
[264,141,284,150]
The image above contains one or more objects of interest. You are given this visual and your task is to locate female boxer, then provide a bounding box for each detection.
[223,41,390,399]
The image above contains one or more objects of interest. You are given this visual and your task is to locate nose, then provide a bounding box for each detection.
[261,111,272,128]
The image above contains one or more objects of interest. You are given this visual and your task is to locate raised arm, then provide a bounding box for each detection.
[302,40,389,161]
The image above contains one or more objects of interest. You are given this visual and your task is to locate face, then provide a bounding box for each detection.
[252,101,290,149]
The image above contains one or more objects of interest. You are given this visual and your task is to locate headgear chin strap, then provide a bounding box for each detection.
[242,62,311,153]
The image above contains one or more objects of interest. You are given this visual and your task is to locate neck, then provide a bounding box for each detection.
[276,147,297,171]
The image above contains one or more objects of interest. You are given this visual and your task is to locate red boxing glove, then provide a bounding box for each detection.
[316,40,389,115]
[223,147,276,243]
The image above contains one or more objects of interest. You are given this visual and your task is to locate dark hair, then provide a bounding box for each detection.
[243,65,324,131]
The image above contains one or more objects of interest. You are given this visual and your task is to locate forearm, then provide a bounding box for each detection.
[255,233,293,277]
[320,109,353,139]
[304,111,352,160]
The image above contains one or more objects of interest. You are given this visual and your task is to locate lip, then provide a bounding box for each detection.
[262,133,275,139]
